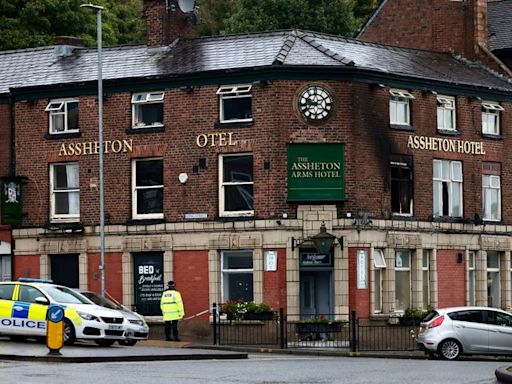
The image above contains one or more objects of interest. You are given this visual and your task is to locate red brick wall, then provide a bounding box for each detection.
[14,255,40,279]
[173,250,209,321]
[14,81,512,226]
[348,247,370,317]
[359,0,487,61]
[437,249,466,307]
[263,248,287,313]
[88,252,123,302]
[0,104,11,177]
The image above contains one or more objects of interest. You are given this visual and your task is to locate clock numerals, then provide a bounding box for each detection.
[298,86,333,121]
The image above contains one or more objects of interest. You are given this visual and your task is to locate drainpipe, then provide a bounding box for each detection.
[8,93,15,280]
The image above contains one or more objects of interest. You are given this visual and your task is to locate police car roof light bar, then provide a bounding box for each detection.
[18,277,54,283]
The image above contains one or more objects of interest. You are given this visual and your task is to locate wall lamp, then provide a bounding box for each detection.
[291,221,343,253]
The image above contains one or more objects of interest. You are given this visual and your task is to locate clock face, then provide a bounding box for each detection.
[298,86,333,122]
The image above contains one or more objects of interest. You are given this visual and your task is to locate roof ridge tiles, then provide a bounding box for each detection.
[297,31,354,66]
[452,53,512,85]
[273,30,298,65]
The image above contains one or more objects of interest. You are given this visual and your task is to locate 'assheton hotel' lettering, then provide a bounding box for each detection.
[58,139,133,156]
[407,135,485,155]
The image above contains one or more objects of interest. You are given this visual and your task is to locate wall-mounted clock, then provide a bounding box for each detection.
[298,85,334,123]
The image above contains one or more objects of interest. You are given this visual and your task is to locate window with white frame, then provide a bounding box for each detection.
[483,174,501,221]
[132,158,163,219]
[394,249,411,311]
[389,89,414,125]
[422,250,431,308]
[45,99,79,134]
[487,251,500,307]
[50,163,79,222]
[219,153,253,217]
[131,91,164,128]
[482,101,503,135]
[390,155,413,215]
[373,249,386,313]
[221,250,253,302]
[437,95,456,131]
[217,84,252,123]
[433,159,463,218]
[468,251,476,306]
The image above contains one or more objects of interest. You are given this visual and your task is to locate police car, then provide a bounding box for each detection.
[0,279,128,346]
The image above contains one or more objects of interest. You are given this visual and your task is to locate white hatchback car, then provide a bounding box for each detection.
[416,306,512,359]
[0,279,128,346]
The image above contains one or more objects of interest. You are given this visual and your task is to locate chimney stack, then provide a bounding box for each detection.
[143,0,196,47]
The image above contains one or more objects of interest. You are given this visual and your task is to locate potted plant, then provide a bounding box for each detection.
[399,307,434,326]
[220,300,273,321]
[295,315,343,334]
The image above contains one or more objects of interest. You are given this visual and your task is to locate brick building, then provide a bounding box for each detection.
[2,0,512,324]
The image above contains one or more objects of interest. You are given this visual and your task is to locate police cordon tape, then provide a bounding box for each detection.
[181,308,217,321]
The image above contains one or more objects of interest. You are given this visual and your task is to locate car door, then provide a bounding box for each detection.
[14,284,49,336]
[486,310,512,354]
[449,309,488,353]
[0,283,16,334]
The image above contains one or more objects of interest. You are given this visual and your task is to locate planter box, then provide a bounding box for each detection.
[295,322,342,334]
[225,311,274,321]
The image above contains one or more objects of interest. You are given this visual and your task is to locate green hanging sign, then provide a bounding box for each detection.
[287,143,345,202]
[1,178,23,225]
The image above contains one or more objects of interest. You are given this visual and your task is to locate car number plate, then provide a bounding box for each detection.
[108,324,123,331]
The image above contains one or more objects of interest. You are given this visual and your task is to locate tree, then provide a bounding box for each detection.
[0,0,144,51]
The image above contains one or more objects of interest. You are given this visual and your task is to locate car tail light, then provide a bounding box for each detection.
[427,315,445,329]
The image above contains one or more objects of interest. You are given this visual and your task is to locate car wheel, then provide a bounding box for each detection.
[439,339,462,360]
[63,319,76,345]
[118,339,137,346]
[96,339,116,347]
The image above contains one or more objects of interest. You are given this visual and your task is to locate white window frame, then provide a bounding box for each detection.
[433,159,463,218]
[131,158,164,220]
[482,101,503,135]
[220,250,254,303]
[50,162,80,222]
[389,89,414,125]
[468,251,476,306]
[394,249,411,312]
[217,84,253,123]
[45,98,79,134]
[437,95,456,131]
[486,251,501,308]
[482,174,501,221]
[219,153,254,217]
[373,249,386,313]
[131,91,164,129]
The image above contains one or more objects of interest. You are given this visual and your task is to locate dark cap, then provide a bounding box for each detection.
[167,280,175,287]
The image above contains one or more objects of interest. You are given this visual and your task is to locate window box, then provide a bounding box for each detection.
[295,321,343,334]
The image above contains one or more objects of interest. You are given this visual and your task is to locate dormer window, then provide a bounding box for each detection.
[389,89,414,126]
[482,101,504,136]
[45,99,79,134]
[131,91,164,129]
[437,95,456,131]
[217,84,252,123]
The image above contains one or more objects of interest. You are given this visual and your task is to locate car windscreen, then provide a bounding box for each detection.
[44,285,93,304]
[81,291,119,310]
[423,311,439,322]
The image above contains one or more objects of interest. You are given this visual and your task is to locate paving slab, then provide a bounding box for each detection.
[0,339,247,363]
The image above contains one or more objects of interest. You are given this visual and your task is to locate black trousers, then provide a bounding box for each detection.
[164,320,179,340]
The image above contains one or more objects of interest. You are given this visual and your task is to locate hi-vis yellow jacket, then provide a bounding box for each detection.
[160,289,184,321]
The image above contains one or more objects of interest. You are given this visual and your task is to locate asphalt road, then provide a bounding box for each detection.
[1,353,505,384]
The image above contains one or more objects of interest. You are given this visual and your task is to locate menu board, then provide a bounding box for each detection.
[133,252,164,315]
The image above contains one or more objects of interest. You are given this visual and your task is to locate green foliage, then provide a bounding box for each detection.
[401,306,435,325]
[220,300,272,320]
[0,0,144,51]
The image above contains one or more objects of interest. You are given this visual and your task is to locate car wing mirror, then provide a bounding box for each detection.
[35,297,49,305]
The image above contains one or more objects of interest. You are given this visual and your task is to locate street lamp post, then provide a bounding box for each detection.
[81,3,105,296]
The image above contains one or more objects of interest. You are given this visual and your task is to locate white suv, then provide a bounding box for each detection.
[0,279,128,346]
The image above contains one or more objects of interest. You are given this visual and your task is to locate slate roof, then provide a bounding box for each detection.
[488,0,512,51]
[0,29,511,96]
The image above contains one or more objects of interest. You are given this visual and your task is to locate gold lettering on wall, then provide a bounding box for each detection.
[407,135,486,155]
[196,132,237,148]
[58,139,133,157]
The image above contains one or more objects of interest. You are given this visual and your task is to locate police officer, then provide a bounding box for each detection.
[160,280,184,341]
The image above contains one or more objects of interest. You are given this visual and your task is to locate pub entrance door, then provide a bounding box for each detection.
[299,250,333,317]
[50,253,79,288]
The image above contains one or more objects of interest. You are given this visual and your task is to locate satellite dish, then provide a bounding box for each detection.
[177,0,195,12]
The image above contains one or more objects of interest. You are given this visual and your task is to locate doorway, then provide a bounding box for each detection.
[50,254,79,287]
[299,250,334,317]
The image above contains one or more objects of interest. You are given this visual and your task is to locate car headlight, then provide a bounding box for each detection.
[128,319,144,326]
[77,311,100,322]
